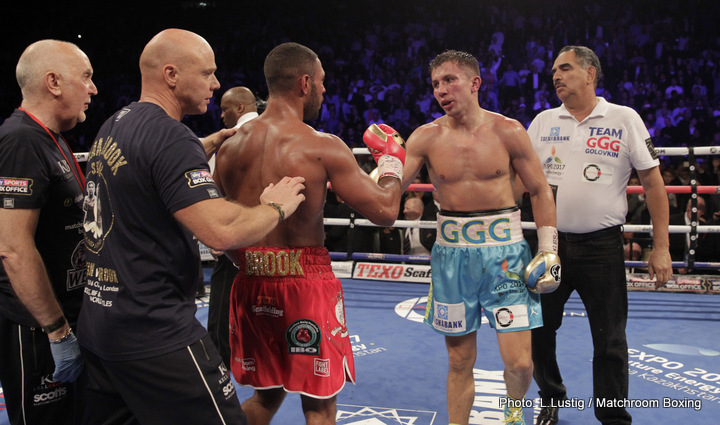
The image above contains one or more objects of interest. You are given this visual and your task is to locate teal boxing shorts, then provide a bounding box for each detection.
[424,207,543,335]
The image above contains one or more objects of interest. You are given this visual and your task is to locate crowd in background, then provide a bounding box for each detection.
[2,0,719,267]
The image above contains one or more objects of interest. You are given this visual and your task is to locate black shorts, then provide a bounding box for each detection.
[81,335,246,425]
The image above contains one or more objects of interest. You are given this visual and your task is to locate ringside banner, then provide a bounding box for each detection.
[352,262,432,283]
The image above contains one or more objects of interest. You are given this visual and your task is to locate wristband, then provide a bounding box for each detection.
[377,155,403,181]
[537,226,558,253]
[41,316,66,334]
[268,202,285,222]
[49,329,73,344]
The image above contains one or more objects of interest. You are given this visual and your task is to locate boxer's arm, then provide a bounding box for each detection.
[324,134,401,226]
[505,119,561,293]
[506,120,556,232]
[363,123,406,181]
[400,125,432,192]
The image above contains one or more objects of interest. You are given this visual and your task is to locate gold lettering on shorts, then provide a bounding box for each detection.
[276,251,289,275]
[245,250,304,277]
[264,252,276,275]
[289,250,303,276]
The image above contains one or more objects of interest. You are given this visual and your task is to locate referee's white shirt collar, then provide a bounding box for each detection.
[233,111,259,129]
[558,96,609,121]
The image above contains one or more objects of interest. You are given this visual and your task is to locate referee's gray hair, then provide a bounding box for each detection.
[558,45,602,88]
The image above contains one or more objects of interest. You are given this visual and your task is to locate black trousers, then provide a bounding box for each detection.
[207,255,237,368]
[0,316,81,425]
[81,335,246,425]
[532,227,632,424]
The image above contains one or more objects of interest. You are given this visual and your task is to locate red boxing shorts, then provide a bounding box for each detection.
[229,246,355,399]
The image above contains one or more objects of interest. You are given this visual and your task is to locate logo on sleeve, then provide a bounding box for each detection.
[645,138,658,160]
[185,169,215,188]
[58,160,71,174]
[0,178,32,195]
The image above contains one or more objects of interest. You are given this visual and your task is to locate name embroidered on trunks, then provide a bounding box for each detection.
[245,249,304,276]
[440,218,512,244]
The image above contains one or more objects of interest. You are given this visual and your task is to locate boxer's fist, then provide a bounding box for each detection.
[362,124,405,181]
[363,124,406,164]
[524,251,561,294]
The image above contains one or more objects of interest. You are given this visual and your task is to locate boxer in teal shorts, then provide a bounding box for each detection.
[400,50,558,424]
[424,207,543,335]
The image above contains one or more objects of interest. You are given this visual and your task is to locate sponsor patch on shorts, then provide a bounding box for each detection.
[493,304,529,329]
[240,358,256,371]
[185,169,214,188]
[286,319,322,355]
[314,358,330,377]
[0,177,32,195]
[432,301,466,333]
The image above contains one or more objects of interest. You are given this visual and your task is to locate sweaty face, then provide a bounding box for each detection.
[431,61,477,116]
[58,49,98,131]
[303,59,325,121]
[175,48,221,116]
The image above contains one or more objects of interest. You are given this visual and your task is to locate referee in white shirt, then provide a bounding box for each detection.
[525,46,672,425]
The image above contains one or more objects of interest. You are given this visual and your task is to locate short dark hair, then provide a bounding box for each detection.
[558,45,603,87]
[429,50,480,77]
[264,42,318,95]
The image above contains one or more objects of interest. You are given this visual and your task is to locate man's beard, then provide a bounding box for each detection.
[303,81,322,121]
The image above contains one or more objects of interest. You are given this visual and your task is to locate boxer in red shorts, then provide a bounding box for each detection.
[230,247,353,398]
[214,42,404,424]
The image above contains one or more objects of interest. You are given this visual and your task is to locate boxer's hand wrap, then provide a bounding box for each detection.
[363,123,406,181]
[537,226,558,253]
[524,226,561,294]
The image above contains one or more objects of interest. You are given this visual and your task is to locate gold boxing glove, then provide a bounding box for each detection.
[524,251,561,294]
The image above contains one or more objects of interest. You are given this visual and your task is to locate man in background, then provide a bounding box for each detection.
[208,85,260,367]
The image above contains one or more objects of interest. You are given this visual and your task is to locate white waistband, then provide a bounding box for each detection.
[436,209,524,247]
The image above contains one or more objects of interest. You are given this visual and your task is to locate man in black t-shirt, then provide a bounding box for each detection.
[0,40,97,425]
[77,29,305,425]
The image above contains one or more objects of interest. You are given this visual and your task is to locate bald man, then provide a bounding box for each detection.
[0,39,97,425]
[77,29,305,425]
[220,86,258,129]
